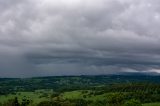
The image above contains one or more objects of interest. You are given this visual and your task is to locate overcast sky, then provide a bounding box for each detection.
[1,0,160,77]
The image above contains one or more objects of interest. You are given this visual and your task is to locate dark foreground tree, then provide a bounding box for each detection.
[107,93,125,106]
[3,97,20,106]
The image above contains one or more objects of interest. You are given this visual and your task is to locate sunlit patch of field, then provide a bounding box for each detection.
[62,90,108,101]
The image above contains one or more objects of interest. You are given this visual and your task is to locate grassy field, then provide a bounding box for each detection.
[59,91,160,106]
[0,90,108,104]
[143,103,160,106]
[62,91,84,99]
[62,90,105,100]
[1,90,160,106]
[0,90,53,104]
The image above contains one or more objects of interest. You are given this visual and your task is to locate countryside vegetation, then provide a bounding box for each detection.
[0,75,160,106]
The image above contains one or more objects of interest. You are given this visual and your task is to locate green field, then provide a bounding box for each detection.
[62,90,107,101]
[143,103,160,106]
[0,90,160,106]
[0,90,53,104]
[0,90,106,104]
[2,90,160,106]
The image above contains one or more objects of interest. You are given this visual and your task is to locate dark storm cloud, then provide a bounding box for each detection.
[1,0,160,77]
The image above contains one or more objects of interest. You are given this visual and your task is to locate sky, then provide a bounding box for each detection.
[1,0,160,77]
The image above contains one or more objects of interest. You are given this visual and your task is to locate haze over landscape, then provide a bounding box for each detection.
[1,0,160,77]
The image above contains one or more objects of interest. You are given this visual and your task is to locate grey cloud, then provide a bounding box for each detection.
[1,0,160,77]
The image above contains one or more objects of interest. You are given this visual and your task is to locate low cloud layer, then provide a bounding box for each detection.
[1,0,160,77]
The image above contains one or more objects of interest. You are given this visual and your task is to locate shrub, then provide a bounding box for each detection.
[124,99,142,106]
